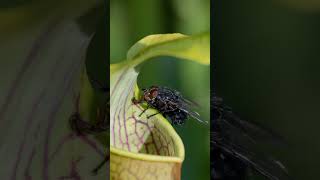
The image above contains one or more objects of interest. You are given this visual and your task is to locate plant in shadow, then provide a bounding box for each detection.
[0,1,109,179]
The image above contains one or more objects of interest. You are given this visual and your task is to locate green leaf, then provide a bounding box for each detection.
[110,32,210,180]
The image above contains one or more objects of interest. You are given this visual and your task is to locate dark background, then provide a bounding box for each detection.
[213,0,320,179]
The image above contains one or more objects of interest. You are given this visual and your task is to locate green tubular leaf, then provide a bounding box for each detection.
[0,2,107,179]
[110,33,210,180]
[78,69,109,146]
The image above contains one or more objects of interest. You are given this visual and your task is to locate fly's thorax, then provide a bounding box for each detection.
[156,95,180,113]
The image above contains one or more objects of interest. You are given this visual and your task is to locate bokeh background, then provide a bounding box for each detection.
[214,0,320,179]
[111,0,210,179]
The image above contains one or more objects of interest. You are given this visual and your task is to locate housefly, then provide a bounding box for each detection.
[211,95,290,180]
[69,79,109,175]
[132,85,207,125]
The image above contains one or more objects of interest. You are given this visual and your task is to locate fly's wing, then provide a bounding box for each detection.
[181,107,207,124]
[212,118,290,180]
[160,86,207,124]
[161,86,201,107]
[221,110,287,146]
[213,95,287,146]
[212,96,290,180]
[180,96,201,108]
[178,97,208,124]
[212,137,290,180]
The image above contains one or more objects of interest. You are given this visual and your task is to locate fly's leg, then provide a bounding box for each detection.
[131,97,143,105]
[69,90,110,175]
[70,114,106,135]
[138,105,149,117]
[91,154,109,175]
[69,107,110,175]
[69,109,107,135]
[69,94,93,135]
[89,77,108,93]
[94,104,109,132]
[69,113,94,135]
[147,112,160,119]
[146,109,168,119]
[131,97,150,117]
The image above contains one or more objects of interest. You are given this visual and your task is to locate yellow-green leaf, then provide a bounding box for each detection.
[110,32,210,180]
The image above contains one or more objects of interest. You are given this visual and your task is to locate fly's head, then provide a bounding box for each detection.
[142,86,159,104]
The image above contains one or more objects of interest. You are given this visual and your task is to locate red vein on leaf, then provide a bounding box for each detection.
[58,157,83,180]
[113,76,130,149]
[10,36,66,180]
[130,116,147,149]
[10,91,46,180]
[122,78,136,151]
[117,100,123,146]
[78,136,104,157]
[111,98,119,146]
[23,123,42,180]
[0,20,59,122]
[49,133,75,163]
[110,67,129,97]
[112,75,132,147]
[24,148,36,180]
[43,48,84,180]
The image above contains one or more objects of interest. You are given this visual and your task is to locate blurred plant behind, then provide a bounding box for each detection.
[111,0,210,180]
[0,0,109,179]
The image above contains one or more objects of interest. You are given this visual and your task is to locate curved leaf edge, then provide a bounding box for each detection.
[111,83,185,162]
[110,32,210,73]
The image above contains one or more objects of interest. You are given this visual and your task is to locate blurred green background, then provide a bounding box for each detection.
[111,0,210,179]
[214,0,320,179]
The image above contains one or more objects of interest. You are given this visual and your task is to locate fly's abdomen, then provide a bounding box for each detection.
[166,110,188,125]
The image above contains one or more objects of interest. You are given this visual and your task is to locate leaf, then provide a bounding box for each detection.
[0,1,109,179]
[110,32,210,180]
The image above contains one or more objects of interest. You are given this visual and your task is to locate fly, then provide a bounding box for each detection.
[132,85,207,125]
[211,95,290,180]
[69,78,109,175]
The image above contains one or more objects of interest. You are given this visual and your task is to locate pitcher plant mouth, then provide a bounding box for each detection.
[110,83,184,162]
[110,95,185,161]
[110,148,183,163]
[110,76,185,161]
[110,33,210,180]
[110,120,185,163]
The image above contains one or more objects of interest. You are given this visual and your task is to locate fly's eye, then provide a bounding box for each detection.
[143,91,151,101]
[150,89,158,98]
[144,94,151,101]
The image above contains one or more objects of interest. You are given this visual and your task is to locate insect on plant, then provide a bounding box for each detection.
[69,79,109,175]
[132,85,208,125]
[211,95,290,180]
